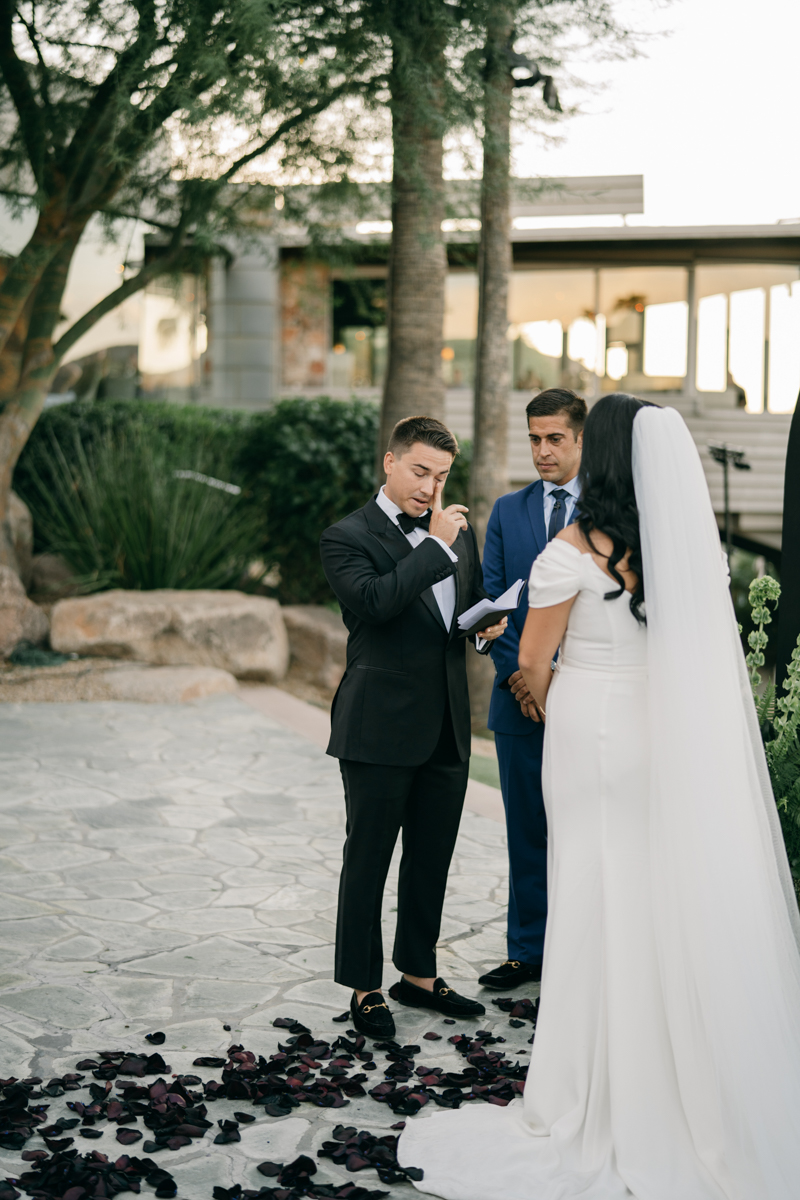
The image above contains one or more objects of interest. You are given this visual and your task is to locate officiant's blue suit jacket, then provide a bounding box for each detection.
[484,478,567,735]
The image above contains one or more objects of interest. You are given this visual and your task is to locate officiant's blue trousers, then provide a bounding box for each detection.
[495,727,548,966]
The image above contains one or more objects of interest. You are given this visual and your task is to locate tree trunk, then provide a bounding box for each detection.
[378,41,447,461]
[0,238,79,565]
[469,9,514,550]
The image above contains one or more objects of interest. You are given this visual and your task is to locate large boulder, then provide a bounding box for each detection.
[7,492,33,586]
[0,565,49,657]
[50,589,289,682]
[282,604,347,693]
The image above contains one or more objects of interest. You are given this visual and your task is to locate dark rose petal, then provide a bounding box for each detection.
[43,1136,74,1151]
[165,1136,191,1151]
[331,1012,350,1023]
[79,1128,104,1139]
[423,1032,442,1040]
[145,1033,166,1046]
[509,1018,525,1028]
[232,1111,255,1123]
[223,1025,231,1032]
[20,1150,48,1161]
[443,1018,456,1024]
[255,1162,283,1178]
[116,1129,143,1145]
[345,1153,371,1172]
[192,1057,226,1068]
[390,1122,407,1130]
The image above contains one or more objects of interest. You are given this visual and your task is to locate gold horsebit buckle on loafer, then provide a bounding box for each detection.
[362,1001,389,1013]
[438,987,454,996]
[501,961,521,969]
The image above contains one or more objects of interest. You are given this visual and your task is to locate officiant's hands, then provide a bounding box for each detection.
[428,481,468,546]
[509,669,542,722]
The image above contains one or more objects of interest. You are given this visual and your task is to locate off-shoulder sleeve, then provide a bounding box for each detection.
[528,539,584,608]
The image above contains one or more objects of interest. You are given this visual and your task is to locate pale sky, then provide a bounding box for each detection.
[511,0,800,227]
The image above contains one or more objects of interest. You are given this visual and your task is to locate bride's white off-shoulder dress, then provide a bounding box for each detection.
[398,533,800,1200]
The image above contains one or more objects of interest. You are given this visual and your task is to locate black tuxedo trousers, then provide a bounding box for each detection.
[336,699,469,989]
[320,497,489,990]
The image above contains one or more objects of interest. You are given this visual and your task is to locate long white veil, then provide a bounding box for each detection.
[633,405,800,1191]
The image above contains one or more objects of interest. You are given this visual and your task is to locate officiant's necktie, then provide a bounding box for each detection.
[547,489,570,541]
[396,510,431,534]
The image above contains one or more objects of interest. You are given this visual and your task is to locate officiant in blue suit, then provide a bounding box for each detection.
[478,388,586,991]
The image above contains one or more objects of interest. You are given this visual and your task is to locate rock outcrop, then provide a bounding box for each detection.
[282,604,347,694]
[50,589,289,682]
[0,565,49,657]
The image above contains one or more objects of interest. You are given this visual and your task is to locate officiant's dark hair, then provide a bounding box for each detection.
[387,415,459,458]
[526,388,586,436]
[577,393,656,624]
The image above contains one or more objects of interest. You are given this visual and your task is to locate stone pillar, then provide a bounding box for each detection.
[209,240,280,409]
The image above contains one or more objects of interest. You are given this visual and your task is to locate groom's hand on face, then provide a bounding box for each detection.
[510,669,541,722]
[428,480,468,547]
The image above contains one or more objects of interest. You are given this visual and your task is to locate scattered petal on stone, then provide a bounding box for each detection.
[145,1032,166,1046]
[256,1161,283,1177]
[115,1129,142,1145]
[423,1032,441,1041]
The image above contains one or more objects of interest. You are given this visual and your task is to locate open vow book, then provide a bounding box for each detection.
[457,578,526,638]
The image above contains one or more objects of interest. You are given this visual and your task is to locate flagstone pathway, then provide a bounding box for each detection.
[0,695,540,1198]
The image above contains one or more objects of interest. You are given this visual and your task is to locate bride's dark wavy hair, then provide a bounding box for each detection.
[577,392,655,624]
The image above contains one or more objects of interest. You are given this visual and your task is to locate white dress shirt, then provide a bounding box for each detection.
[543,475,581,535]
[376,486,458,630]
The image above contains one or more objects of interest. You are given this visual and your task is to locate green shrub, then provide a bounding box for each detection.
[235,398,379,603]
[14,396,472,603]
[746,576,800,889]
[22,423,265,591]
[15,397,249,553]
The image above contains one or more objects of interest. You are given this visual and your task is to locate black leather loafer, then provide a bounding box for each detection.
[349,990,396,1039]
[477,959,542,989]
[395,976,485,1017]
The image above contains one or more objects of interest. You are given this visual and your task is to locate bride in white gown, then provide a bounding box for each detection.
[398,396,800,1200]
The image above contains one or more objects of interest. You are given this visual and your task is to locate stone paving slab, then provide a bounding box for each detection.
[0,695,539,1199]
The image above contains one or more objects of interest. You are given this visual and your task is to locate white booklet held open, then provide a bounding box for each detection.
[457,578,525,638]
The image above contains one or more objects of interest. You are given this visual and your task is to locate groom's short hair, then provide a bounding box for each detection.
[388,416,459,458]
[526,388,587,436]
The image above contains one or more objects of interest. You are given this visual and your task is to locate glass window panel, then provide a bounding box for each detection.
[768,282,800,413]
[643,301,688,378]
[443,272,478,340]
[567,318,597,369]
[508,270,595,326]
[696,293,728,392]
[606,344,628,381]
[519,320,563,359]
[729,288,766,413]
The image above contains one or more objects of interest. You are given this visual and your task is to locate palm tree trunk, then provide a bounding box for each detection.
[469,8,513,550]
[378,43,447,459]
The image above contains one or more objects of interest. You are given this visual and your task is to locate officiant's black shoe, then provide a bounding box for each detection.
[395,975,485,1018]
[350,991,396,1039]
[477,960,542,989]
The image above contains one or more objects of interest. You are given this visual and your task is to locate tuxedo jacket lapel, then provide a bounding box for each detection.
[526,480,548,557]
[364,498,447,631]
[450,528,470,639]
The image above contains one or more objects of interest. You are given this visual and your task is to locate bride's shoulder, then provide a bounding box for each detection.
[529,531,587,607]
[555,525,585,552]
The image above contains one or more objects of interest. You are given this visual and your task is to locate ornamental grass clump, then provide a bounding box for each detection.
[746,576,800,885]
[23,425,266,592]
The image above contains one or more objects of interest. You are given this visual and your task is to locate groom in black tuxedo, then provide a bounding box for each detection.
[320,416,508,1038]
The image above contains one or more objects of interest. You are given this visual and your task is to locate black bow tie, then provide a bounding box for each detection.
[396,510,431,534]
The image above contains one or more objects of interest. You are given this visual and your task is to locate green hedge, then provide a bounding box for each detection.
[15,396,473,603]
